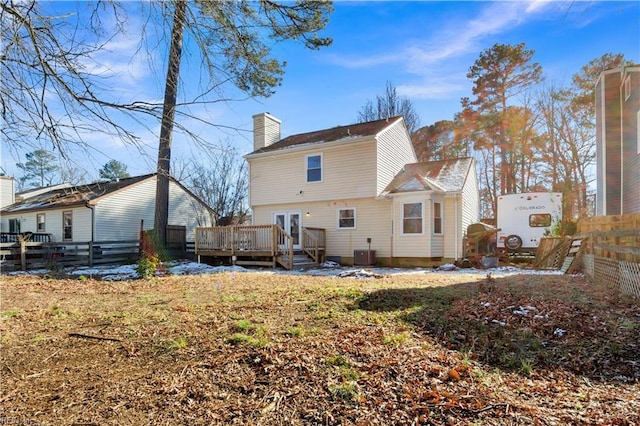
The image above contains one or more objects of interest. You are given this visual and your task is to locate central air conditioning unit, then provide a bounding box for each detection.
[354,249,376,266]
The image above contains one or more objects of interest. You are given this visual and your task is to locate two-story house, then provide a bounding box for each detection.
[595,65,640,215]
[241,112,479,267]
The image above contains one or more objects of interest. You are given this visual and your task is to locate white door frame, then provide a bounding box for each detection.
[273,211,301,250]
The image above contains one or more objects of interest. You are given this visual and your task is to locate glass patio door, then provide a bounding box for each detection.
[274,212,301,249]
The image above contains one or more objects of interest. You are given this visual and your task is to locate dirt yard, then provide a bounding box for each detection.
[1,270,638,425]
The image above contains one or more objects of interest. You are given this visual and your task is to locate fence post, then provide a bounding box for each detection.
[89,241,94,267]
[20,240,26,271]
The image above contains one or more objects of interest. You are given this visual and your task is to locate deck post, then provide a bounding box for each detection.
[20,240,26,271]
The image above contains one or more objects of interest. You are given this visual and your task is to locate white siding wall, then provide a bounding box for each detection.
[376,120,418,195]
[1,207,91,242]
[94,178,157,241]
[167,182,214,240]
[253,197,392,258]
[94,177,212,241]
[249,140,378,207]
[0,176,15,210]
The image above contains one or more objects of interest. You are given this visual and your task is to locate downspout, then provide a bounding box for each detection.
[85,203,96,241]
[86,202,96,266]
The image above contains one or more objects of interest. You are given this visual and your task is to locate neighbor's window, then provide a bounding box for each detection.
[9,218,20,234]
[402,202,422,234]
[306,154,322,182]
[37,213,46,232]
[63,211,72,241]
[337,208,356,229]
[529,213,552,227]
[433,202,442,234]
[624,76,631,101]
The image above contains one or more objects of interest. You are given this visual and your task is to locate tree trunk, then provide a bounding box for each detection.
[154,0,186,247]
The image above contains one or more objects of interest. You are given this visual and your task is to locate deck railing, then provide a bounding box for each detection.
[302,227,326,263]
[274,226,293,270]
[195,225,281,254]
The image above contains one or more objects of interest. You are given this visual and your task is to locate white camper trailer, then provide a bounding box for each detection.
[496,192,562,252]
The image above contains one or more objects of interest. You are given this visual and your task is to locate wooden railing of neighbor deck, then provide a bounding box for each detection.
[195,225,324,270]
[577,214,640,298]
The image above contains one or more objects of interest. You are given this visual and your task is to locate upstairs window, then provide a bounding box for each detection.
[402,202,423,234]
[433,202,442,234]
[306,154,322,182]
[337,208,356,229]
[624,76,631,101]
[63,211,72,241]
[37,213,46,232]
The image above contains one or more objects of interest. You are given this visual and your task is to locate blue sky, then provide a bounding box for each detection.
[2,0,639,181]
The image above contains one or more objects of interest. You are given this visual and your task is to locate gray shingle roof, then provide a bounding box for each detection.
[249,116,403,155]
[383,157,474,194]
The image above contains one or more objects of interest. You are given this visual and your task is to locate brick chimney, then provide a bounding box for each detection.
[253,112,281,151]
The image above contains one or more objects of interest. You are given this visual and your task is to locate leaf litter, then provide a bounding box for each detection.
[1,270,638,425]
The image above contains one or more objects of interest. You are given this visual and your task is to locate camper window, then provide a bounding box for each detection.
[529,213,551,227]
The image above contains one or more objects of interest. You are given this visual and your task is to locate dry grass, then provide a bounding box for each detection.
[1,271,638,425]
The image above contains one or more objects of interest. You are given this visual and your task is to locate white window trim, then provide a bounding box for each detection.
[432,201,443,235]
[337,207,356,230]
[305,153,323,183]
[63,211,73,241]
[37,213,46,233]
[401,201,424,235]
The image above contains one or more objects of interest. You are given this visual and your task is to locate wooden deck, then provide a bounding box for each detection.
[195,225,325,270]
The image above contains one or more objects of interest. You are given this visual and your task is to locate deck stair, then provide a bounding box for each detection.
[279,252,319,269]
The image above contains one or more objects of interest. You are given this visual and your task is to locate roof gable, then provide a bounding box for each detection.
[248,116,403,155]
[383,157,474,195]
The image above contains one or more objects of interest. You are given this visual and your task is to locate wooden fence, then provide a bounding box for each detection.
[0,240,141,272]
[578,214,640,298]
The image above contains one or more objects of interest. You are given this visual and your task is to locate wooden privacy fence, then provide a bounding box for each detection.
[577,214,640,298]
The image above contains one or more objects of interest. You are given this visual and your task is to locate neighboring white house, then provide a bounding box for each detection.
[244,112,479,266]
[0,174,215,242]
[595,65,640,215]
[0,175,15,210]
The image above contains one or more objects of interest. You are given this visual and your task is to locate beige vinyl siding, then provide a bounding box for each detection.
[442,196,458,259]
[376,120,418,195]
[249,140,378,206]
[391,194,431,258]
[253,197,392,258]
[460,165,480,235]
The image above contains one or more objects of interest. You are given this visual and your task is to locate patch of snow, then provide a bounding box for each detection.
[437,263,457,271]
[553,328,567,337]
[492,319,506,327]
[2,259,572,282]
